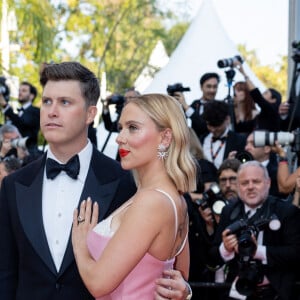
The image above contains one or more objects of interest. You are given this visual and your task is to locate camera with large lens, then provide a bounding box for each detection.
[166,83,191,96]
[253,128,300,152]
[217,55,244,69]
[0,76,10,102]
[10,137,35,149]
[226,216,280,296]
[195,183,227,215]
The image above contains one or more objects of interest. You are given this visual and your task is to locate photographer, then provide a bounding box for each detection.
[210,161,300,300]
[0,124,29,162]
[201,100,246,169]
[172,73,220,140]
[101,87,140,133]
[0,81,40,154]
[234,61,282,132]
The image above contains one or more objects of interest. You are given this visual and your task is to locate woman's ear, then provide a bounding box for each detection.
[161,128,172,148]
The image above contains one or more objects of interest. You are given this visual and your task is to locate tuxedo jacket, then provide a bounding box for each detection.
[4,104,40,142]
[0,147,136,300]
[201,130,247,162]
[189,99,209,140]
[210,197,300,300]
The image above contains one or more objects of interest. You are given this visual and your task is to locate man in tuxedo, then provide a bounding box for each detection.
[173,72,220,140]
[0,81,40,153]
[210,161,300,300]
[0,62,191,300]
[201,100,246,169]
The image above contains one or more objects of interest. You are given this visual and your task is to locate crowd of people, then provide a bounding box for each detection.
[0,59,300,300]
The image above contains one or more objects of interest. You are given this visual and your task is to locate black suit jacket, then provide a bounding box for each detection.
[0,147,136,300]
[201,130,247,163]
[4,104,40,143]
[189,99,209,140]
[210,197,300,300]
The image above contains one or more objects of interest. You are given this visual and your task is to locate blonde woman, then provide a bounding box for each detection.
[72,94,196,299]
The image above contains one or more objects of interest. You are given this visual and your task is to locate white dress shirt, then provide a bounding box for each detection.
[42,141,92,271]
[203,128,229,169]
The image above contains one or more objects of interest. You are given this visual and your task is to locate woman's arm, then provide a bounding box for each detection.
[273,143,298,193]
[72,191,185,297]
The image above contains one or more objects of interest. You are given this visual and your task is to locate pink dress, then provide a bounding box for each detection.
[86,189,186,300]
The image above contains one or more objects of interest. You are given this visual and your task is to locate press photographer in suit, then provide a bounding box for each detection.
[0,81,40,153]
[210,161,300,300]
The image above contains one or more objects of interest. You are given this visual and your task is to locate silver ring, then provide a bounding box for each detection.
[77,215,85,223]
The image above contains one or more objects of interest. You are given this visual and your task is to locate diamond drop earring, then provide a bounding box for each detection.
[157,144,168,160]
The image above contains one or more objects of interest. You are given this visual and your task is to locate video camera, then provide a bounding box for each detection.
[226,215,280,296]
[195,183,227,215]
[0,76,10,102]
[217,55,243,69]
[166,83,191,97]
[253,128,300,153]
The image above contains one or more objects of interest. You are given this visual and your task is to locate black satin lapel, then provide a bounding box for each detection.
[59,167,120,275]
[16,171,57,275]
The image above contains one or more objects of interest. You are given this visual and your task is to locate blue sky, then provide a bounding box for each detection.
[164,0,288,66]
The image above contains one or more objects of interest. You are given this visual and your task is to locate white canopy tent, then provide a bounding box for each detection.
[143,0,265,103]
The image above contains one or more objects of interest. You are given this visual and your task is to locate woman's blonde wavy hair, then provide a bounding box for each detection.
[125,93,197,193]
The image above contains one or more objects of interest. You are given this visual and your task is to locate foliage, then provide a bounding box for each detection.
[238,44,288,100]
[162,21,189,56]
[1,1,288,103]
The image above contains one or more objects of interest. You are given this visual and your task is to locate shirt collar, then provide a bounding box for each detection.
[21,102,32,110]
[46,140,93,182]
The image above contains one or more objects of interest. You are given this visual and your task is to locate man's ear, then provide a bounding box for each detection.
[87,106,98,124]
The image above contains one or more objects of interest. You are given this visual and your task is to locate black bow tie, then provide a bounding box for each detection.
[46,155,80,180]
[212,136,227,143]
[17,107,24,112]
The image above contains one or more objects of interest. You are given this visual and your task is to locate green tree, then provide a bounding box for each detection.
[2,0,58,100]
[238,44,288,100]
[55,0,169,93]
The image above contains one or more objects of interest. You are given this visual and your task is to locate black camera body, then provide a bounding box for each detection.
[108,94,126,106]
[226,216,280,296]
[217,55,243,69]
[195,183,227,215]
[166,83,191,96]
[0,76,10,102]
[107,94,126,115]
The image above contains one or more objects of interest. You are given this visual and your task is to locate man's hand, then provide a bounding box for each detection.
[278,102,289,117]
[172,92,189,111]
[222,229,238,253]
[155,269,190,300]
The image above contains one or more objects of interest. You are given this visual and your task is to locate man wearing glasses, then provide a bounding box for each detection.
[218,158,241,202]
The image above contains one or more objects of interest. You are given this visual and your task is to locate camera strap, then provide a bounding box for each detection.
[229,198,273,224]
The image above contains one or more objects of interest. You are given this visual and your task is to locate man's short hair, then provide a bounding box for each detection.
[39,61,100,106]
[218,158,241,177]
[203,100,229,127]
[200,72,220,86]
[21,81,37,100]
